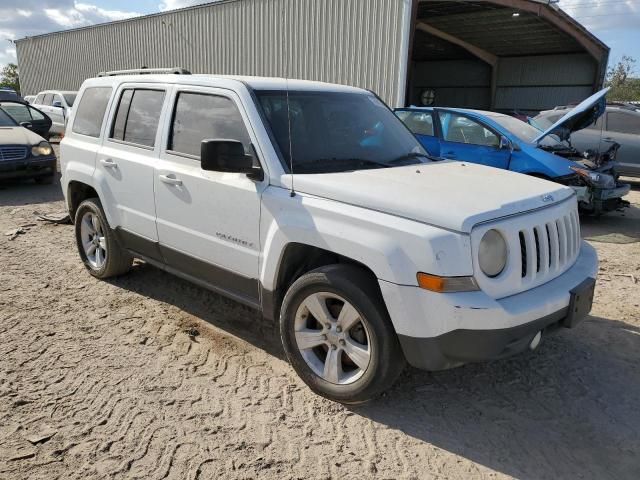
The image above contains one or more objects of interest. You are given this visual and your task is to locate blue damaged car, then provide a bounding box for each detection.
[395,88,630,215]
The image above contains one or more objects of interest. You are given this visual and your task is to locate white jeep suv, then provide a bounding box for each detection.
[60,69,598,403]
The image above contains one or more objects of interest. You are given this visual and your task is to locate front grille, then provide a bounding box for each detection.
[0,145,28,162]
[517,209,580,281]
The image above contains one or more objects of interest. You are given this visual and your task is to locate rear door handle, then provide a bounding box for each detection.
[100,158,118,168]
[159,174,183,186]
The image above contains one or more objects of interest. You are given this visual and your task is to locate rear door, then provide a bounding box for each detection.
[435,110,510,169]
[395,109,440,156]
[96,84,169,255]
[605,110,640,176]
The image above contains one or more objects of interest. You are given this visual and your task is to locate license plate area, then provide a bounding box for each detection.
[564,277,596,328]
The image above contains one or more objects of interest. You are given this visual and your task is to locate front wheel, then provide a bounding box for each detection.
[280,264,405,404]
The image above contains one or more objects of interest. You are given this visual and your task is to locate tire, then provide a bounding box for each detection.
[280,264,405,404]
[34,174,55,185]
[74,198,132,279]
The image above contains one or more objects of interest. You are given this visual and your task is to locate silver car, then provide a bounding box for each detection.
[534,104,640,178]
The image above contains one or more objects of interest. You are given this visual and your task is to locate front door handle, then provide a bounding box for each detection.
[159,174,183,186]
[100,158,118,168]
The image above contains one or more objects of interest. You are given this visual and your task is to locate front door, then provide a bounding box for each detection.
[436,110,510,169]
[96,85,168,252]
[154,87,265,306]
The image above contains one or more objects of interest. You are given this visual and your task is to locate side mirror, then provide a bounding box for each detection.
[499,136,512,151]
[52,101,63,108]
[201,139,263,181]
[20,121,33,130]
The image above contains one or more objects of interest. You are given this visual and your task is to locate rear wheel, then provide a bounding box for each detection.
[74,198,132,278]
[280,264,405,404]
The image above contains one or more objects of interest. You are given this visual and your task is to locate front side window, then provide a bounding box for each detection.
[72,87,112,138]
[439,112,499,147]
[395,110,435,136]
[607,112,640,135]
[52,94,63,106]
[110,89,165,147]
[169,92,251,157]
[255,90,425,174]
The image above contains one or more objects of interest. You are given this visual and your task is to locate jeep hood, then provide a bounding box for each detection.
[290,161,574,233]
[532,87,609,144]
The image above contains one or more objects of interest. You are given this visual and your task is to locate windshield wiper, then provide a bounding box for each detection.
[389,151,433,164]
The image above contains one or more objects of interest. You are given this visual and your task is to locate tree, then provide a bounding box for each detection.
[0,63,20,93]
[605,55,640,102]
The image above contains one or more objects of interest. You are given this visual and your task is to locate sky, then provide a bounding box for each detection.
[1,0,639,74]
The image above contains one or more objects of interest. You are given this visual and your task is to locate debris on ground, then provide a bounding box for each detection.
[5,227,27,240]
[185,326,200,338]
[35,211,71,225]
[24,425,57,445]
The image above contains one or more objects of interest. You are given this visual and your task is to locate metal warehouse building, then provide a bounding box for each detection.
[16,0,609,112]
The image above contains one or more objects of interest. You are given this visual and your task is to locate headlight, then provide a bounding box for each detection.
[571,167,616,189]
[31,141,53,157]
[478,229,508,278]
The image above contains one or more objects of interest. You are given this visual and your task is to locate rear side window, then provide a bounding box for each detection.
[110,89,165,147]
[169,92,251,157]
[72,87,112,138]
[607,112,640,135]
[42,94,53,106]
[35,94,45,104]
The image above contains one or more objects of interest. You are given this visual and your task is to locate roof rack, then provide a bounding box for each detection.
[97,67,191,77]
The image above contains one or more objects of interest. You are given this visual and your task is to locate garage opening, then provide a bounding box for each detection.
[406,0,609,114]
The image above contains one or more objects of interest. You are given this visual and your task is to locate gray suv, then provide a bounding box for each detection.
[534,104,640,178]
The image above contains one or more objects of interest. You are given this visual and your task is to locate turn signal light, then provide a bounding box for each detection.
[416,273,479,293]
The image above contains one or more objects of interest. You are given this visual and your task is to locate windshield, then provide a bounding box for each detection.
[63,93,77,106]
[0,109,18,127]
[255,90,427,174]
[489,114,562,147]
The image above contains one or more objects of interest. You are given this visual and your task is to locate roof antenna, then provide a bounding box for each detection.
[283,2,295,197]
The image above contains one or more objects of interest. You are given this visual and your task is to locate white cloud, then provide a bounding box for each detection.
[0,1,141,70]
[159,0,213,13]
[561,0,639,32]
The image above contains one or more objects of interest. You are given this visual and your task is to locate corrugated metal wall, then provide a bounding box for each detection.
[16,0,408,106]
[409,59,492,108]
[494,53,596,111]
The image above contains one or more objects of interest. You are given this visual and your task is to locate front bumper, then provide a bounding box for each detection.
[0,156,56,180]
[379,241,598,370]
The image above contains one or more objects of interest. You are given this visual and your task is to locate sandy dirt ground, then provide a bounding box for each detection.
[1,150,639,479]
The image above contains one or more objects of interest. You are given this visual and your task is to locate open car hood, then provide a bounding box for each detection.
[532,87,609,145]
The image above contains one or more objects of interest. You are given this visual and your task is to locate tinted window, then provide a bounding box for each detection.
[110,89,164,147]
[42,94,53,106]
[439,112,499,147]
[63,93,77,106]
[607,112,640,135]
[169,92,251,157]
[0,103,32,123]
[72,87,112,137]
[255,90,425,174]
[111,89,133,141]
[0,109,17,127]
[396,110,435,136]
